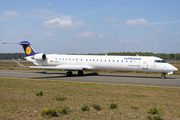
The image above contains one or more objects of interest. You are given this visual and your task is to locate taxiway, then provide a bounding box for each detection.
[0,70,180,87]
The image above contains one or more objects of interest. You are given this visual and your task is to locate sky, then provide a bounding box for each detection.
[0,0,180,54]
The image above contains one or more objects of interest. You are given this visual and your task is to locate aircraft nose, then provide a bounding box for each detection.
[173,66,178,71]
[171,65,178,71]
[168,64,178,71]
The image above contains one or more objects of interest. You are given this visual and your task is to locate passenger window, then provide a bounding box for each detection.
[97,59,98,61]
[105,60,106,62]
[86,59,88,61]
[121,60,123,62]
[113,60,115,62]
[90,59,91,61]
[101,59,102,62]
[76,59,78,61]
[63,58,64,60]
[126,60,128,63]
[69,58,71,60]
[59,58,61,60]
[117,60,119,62]
[81,59,82,61]
[66,58,67,60]
[93,59,95,61]
[130,61,132,63]
[109,60,110,62]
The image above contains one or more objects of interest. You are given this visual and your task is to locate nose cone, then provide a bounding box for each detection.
[173,66,178,71]
[168,64,178,71]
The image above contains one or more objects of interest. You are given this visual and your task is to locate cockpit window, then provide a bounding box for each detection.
[161,60,167,63]
[155,60,161,63]
[154,60,167,63]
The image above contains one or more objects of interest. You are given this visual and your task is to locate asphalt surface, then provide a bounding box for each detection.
[0,70,180,87]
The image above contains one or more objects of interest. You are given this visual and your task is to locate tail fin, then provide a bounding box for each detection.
[19,41,36,56]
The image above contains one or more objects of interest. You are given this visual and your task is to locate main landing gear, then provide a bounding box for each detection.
[66,70,84,76]
[66,71,72,76]
[161,73,166,79]
[78,70,83,76]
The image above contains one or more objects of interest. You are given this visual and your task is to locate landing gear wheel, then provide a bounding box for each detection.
[78,70,83,76]
[161,73,166,79]
[66,71,72,76]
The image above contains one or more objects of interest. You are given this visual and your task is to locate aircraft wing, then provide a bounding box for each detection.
[29,64,84,71]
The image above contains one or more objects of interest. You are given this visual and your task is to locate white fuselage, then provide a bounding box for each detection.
[25,54,178,74]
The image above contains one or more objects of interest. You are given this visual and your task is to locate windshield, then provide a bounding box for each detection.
[154,60,167,63]
[155,60,161,63]
[161,60,167,63]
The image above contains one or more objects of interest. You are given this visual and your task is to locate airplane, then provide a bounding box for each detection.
[18,41,178,79]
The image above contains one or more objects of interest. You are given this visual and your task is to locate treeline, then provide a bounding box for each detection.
[0,52,180,60]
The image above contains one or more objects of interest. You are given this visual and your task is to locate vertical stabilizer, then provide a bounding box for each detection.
[19,41,36,56]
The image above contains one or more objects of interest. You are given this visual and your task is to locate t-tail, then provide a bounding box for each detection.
[19,41,37,56]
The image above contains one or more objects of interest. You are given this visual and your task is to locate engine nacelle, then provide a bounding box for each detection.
[33,54,46,60]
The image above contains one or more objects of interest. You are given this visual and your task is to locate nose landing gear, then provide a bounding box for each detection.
[161,73,166,79]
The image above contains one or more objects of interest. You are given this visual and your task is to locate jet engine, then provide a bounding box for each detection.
[33,54,46,60]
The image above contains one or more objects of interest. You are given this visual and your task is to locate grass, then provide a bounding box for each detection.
[92,104,102,111]
[131,106,139,110]
[0,77,180,119]
[110,103,117,109]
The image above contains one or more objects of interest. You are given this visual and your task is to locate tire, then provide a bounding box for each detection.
[78,71,83,76]
[66,72,72,76]
[162,76,166,79]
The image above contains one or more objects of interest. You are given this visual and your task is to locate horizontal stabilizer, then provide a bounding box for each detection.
[2,43,19,44]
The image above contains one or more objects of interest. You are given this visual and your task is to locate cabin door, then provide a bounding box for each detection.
[142,60,148,70]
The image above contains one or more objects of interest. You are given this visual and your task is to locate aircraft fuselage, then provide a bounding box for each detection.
[26,54,177,73]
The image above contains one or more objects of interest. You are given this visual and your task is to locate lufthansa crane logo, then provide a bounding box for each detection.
[26,46,32,55]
